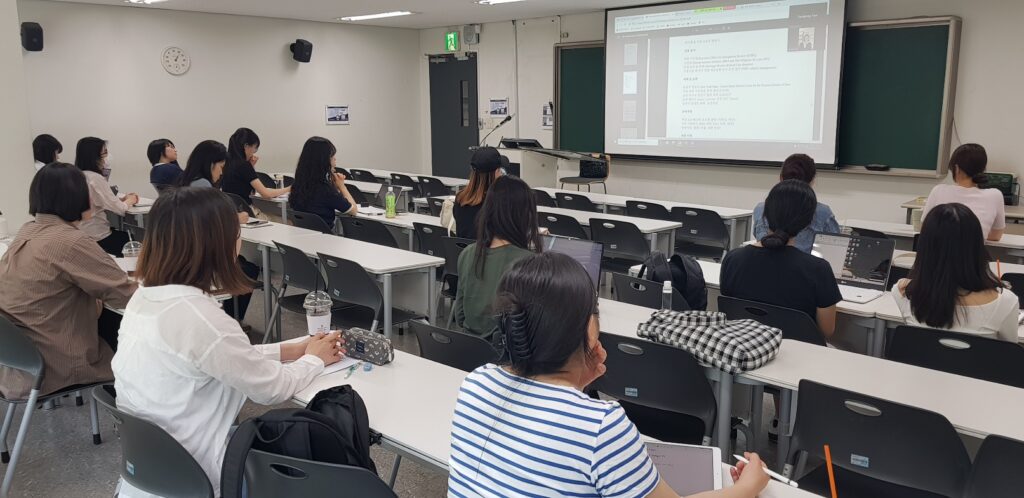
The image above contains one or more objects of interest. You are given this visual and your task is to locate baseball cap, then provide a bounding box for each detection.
[470,147,509,173]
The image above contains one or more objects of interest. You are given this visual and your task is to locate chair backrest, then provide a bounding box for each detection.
[555,192,599,212]
[412,222,447,259]
[849,227,889,240]
[426,197,447,217]
[418,176,450,198]
[591,333,716,441]
[282,175,295,188]
[440,237,474,278]
[0,316,44,390]
[717,296,826,346]
[533,189,557,208]
[288,210,333,234]
[1001,272,1024,309]
[347,185,368,205]
[256,172,276,189]
[334,167,351,178]
[625,200,672,221]
[273,242,323,292]
[409,322,498,372]
[223,192,256,217]
[611,273,690,311]
[389,173,421,197]
[319,254,383,320]
[964,435,1024,498]
[788,380,970,497]
[349,169,379,183]
[670,207,730,248]
[338,217,399,249]
[537,211,589,240]
[243,449,396,498]
[589,218,650,262]
[92,386,214,498]
[884,325,1024,388]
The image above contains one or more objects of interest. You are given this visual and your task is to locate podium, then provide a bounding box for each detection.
[496,147,594,188]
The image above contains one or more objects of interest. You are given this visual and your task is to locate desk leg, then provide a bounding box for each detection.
[426,268,437,324]
[778,388,794,474]
[715,371,733,456]
[135,213,146,229]
[647,233,658,254]
[408,229,415,251]
[871,319,887,357]
[261,246,272,334]
[382,273,393,338]
[602,204,609,214]
[905,208,912,225]
[280,203,288,223]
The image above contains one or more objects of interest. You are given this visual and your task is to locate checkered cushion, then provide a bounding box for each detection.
[637,310,782,374]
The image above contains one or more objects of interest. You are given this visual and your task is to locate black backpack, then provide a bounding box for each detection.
[639,251,709,311]
[221,385,379,498]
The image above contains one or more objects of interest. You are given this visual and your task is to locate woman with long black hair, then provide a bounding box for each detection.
[220,127,289,205]
[289,136,358,229]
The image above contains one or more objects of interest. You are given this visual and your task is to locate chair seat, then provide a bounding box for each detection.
[330,305,424,332]
[675,242,727,262]
[798,465,947,498]
[559,176,606,184]
[0,380,110,405]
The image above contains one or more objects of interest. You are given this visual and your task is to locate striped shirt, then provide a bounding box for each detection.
[448,364,660,498]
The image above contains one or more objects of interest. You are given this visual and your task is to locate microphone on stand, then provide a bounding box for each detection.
[480,113,516,146]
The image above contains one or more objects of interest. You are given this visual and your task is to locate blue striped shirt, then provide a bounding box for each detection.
[448,365,661,498]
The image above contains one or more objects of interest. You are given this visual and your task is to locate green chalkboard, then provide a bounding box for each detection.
[556,45,605,153]
[837,23,953,171]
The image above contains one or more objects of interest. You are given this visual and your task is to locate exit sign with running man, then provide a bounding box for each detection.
[445,31,460,52]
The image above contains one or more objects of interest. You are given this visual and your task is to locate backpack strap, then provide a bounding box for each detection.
[220,418,261,498]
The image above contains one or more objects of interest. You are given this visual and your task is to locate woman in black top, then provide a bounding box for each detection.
[720,179,842,340]
[220,128,290,205]
[453,147,506,239]
[289,137,358,230]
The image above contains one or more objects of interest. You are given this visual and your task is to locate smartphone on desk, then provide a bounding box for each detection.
[242,220,270,228]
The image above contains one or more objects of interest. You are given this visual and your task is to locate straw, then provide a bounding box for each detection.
[824,444,838,498]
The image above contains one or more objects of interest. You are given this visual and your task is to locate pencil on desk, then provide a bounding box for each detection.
[824,444,838,498]
[997,259,1002,279]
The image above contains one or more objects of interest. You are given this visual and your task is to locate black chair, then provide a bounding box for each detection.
[559,156,609,193]
[410,322,499,372]
[319,254,424,333]
[263,242,335,344]
[334,167,351,178]
[347,185,368,205]
[884,325,1024,388]
[288,210,333,234]
[426,197,447,218]
[223,192,256,218]
[92,386,214,498]
[256,172,276,189]
[625,200,672,221]
[717,296,826,346]
[555,192,600,213]
[784,380,970,498]
[349,169,379,183]
[338,217,399,249]
[538,211,589,240]
[1001,272,1024,308]
[412,222,452,308]
[418,176,450,198]
[670,207,730,262]
[850,227,889,240]
[611,273,689,311]
[590,334,716,445]
[533,189,557,208]
[282,175,295,188]
[243,450,396,498]
[886,265,909,290]
[440,237,474,328]
[123,223,146,243]
[589,218,650,275]
[390,173,422,198]
[963,435,1024,498]
[0,317,105,497]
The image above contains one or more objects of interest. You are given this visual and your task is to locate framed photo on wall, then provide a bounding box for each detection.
[326,105,350,125]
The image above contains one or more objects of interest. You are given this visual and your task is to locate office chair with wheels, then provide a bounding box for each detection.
[92,386,214,498]
[717,296,826,346]
[670,207,730,262]
[410,322,499,372]
[555,192,600,213]
[884,325,1024,388]
[319,254,424,333]
[242,450,396,498]
[538,212,589,240]
[338,217,399,249]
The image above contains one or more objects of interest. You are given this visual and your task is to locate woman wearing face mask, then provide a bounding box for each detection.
[75,137,140,257]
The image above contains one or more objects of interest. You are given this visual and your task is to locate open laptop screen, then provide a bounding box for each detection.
[540,235,604,287]
[812,233,895,290]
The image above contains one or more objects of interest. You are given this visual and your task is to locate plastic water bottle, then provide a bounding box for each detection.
[121,240,143,275]
[304,291,333,336]
[661,280,673,310]
[385,187,397,219]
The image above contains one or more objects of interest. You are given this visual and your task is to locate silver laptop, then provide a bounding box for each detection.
[812,233,895,304]
[540,234,604,287]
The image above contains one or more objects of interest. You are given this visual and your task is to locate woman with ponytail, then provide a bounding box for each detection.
[448,252,769,498]
[923,143,1004,241]
[721,180,842,339]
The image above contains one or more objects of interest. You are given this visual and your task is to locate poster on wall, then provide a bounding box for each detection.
[489,98,509,117]
[542,103,553,129]
[326,105,350,125]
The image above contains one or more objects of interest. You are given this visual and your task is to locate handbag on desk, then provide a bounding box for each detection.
[637,310,782,374]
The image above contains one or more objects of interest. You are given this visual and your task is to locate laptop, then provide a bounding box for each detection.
[372,184,408,213]
[540,234,604,287]
[812,233,895,304]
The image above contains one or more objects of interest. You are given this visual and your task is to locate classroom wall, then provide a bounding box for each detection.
[16,0,424,198]
[419,0,1024,224]
[0,2,35,228]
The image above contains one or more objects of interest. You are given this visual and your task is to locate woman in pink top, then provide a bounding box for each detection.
[923,144,1005,241]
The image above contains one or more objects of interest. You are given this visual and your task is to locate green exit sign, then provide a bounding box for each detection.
[445,31,460,52]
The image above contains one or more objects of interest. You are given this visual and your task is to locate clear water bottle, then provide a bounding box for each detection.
[661,280,673,310]
[304,291,333,336]
[385,186,397,219]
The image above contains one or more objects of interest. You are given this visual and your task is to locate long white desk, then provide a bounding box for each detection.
[538,206,680,255]
[351,211,445,250]
[252,182,414,222]
[535,187,753,249]
[844,218,1024,253]
[358,168,468,189]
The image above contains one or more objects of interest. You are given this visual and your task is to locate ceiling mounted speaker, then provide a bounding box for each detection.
[21,22,43,52]
[290,39,312,63]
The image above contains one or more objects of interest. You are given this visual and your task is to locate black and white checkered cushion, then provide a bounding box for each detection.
[637,310,782,374]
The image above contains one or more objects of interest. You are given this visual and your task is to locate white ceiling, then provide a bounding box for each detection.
[46,0,648,29]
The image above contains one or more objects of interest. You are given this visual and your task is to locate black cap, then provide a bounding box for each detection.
[470,147,509,173]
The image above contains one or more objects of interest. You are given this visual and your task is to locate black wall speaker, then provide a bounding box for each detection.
[21,22,43,52]
[289,39,312,63]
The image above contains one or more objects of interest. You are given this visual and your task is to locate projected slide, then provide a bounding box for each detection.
[605,0,846,164]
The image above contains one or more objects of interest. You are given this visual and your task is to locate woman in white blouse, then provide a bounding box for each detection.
[112,187,344,497]
[923,143,1005,241]
[892,203,1019,341]
[74,137,140,256]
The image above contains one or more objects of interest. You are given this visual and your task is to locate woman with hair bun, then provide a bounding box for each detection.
[721,179,842,339]
[923,143,1004,241]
